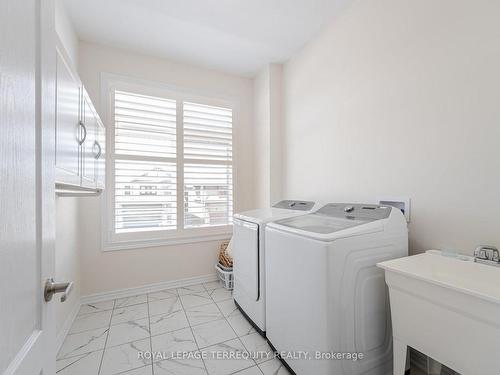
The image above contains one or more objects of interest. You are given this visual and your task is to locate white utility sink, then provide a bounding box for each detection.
[378,250,500,375]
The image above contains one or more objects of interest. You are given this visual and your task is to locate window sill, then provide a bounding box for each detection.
[101,230,232,252]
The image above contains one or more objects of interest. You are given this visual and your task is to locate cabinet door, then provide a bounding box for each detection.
[81,92,97,187]
[95,119,106,189]
[55,50,81,186]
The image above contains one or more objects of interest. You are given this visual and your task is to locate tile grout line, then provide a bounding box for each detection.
[216,291,274,372]
[179,285,211,375]
[76,307,114,318]
[97,299,115,375]
[232,365,265,375]
[146,293,155,375]
[57,344,107,362]
[64,311,114,336]
[56,351,94,373]
[101,296,152,374]
[69,298,152,336]
[209,286,263,375]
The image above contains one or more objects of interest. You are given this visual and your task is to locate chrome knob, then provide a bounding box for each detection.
[44,278,73,302]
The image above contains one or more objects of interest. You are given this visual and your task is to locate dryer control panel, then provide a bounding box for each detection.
[273,200,315,211]
[317,203,391,221]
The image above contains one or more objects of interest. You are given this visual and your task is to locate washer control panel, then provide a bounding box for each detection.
[318,203,391,220]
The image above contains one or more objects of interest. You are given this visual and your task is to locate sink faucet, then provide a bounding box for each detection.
[474,245,500,267]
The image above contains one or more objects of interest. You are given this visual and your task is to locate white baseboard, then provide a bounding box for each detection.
[81,273,218,304]
[56,300,81,353]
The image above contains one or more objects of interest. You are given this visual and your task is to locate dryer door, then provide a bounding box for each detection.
[233,218,260,301]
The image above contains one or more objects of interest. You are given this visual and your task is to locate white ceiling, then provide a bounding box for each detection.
[63,0,349,76]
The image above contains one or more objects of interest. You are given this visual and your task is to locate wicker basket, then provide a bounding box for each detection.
[216,240,233,290]
[215,262,234,290]
[218,240,233,268]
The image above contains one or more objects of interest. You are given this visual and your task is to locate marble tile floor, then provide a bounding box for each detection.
[57,281,291,375]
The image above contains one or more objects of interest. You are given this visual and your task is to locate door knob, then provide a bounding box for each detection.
[44,278,73,302]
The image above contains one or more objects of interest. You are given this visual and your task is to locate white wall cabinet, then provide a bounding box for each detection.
[95,119,106,189]
[55,47,105,191]
[55,50,81,187]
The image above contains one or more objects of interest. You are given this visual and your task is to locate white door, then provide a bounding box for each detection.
[0,1,58,374]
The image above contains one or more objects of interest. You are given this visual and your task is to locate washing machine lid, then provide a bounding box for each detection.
[233,200,316,225]
[273,214,365,234]
[268,203,391,240]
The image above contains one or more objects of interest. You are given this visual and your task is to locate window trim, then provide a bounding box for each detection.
[100,73,238,252]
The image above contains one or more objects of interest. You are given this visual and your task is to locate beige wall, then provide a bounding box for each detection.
[281,0,500,255]
[253,67,271,207]
[253,64,283,207]
[77,41,254,296]
[268,64,283,204]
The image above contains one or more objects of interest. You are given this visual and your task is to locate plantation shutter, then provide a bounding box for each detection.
[183,102,233,228]
[113,90,177,233]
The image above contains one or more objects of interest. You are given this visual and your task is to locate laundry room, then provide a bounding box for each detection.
[1,1,499,375]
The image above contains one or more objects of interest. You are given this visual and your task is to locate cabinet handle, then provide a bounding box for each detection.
[93,141,102,159]
[78,121,87,145]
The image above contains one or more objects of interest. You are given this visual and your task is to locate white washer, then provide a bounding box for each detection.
[233,200,318,335]
[265,203,408,375]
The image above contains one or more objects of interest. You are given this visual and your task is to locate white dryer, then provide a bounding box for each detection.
[233,200,317,335]
[265,203,408,375]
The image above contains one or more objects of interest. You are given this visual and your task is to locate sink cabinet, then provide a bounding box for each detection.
[378,251,500,375]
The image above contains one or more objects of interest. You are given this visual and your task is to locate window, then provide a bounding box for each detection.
[103,80,234,249]
[183,102,233,228]
[114,91,177,234]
